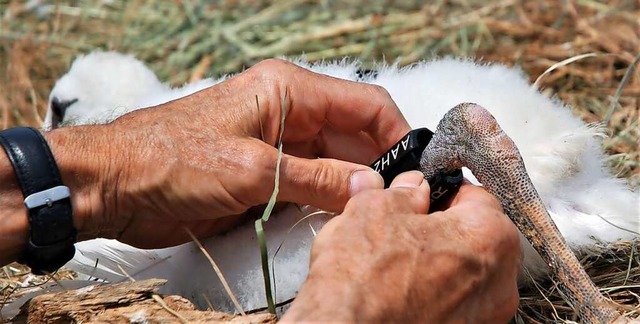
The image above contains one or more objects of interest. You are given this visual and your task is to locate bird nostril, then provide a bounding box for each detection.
[50,97,78,127]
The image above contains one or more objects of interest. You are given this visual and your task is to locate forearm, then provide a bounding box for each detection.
[0,154,29,265]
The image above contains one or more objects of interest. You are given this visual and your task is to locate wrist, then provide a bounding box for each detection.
[282,252,391,323]
[43,124,128,241]
[0,125,122,267]
[282,264,361,322]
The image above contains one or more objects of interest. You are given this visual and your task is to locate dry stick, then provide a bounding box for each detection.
[28,88,42,126]
[245,297,296,315]
[48,5,108,18]
[116,264,135,282]
[87,258,100,281]
[164,0,514,72]
[270,210,332,304]
[594,214,640,237]
[308,223,317,237]
[110,256,173,285]
[180,0,198,26]
[605,53,640,124]
[0,268,59,320]
[303,44,368,62]
[150,295,189,324]
[209,8,448,73]
[48,272,67,291]
[114,0,144,50]
[227,11,429,59]
[623,245,635,286]
[201,293,215,311]
[533,53,601,89]
[256,95,265,142]
[116,264,188,324]
[2,266,11,278]
[224,0,309,33]
[1,91,10,130]
[183,226,246,316]
[526,267,562,322]
[444,0,517,28]
[0,286,18,322]
[221,0,308,55]
[0,32,95,50]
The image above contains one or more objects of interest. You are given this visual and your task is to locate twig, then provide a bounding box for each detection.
[117,264,189,323]
[605,53,640,124]
[533,53,601,89]
[183,226,246,316]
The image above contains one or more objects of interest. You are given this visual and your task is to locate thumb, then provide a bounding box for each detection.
[387,171,431,214]
[279,154,384,211]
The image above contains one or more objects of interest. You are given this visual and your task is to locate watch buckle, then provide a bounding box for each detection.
[23,185,71,209]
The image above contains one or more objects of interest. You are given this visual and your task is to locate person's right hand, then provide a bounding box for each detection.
[282,171,522,323]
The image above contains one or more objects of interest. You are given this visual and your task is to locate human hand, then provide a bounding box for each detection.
[282,171,522,323]
[46,59,409,247]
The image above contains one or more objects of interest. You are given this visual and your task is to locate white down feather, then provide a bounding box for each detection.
[45,51,639,313]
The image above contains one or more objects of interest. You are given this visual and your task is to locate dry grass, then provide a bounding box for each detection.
[0,0,638,322]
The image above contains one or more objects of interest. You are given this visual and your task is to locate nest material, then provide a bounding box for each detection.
[1,0,638,322]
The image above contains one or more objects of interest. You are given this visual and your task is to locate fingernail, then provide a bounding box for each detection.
[390,171,425,188]
[350,170,384,197]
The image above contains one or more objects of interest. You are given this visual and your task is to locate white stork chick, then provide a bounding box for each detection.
[43,52,214,130]
[46,51,639,313]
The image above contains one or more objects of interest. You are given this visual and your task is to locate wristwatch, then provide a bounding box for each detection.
[0,127,76,275]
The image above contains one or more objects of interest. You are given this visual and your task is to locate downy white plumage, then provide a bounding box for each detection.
[46,51,639,313]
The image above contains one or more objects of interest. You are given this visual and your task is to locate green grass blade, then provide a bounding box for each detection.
[255,218,276,314]
[255,89,289,314]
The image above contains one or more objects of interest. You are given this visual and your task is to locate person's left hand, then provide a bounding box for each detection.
[47,59,410,247]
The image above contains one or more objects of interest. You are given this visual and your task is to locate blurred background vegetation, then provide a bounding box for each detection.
[1,0,638,322]
[0,0,638,181]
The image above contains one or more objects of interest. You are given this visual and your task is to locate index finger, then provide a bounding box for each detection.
[244,59,412,154]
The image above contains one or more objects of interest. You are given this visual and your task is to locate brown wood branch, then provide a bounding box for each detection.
[12,279,276,324]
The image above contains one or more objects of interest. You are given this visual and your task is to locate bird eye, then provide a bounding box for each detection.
[50,97,78,128]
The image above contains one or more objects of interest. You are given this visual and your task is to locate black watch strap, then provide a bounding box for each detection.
[0,127,76,275]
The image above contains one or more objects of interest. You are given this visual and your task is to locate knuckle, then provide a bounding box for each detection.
[346,189,386,212]
[483,208,519,248]
[483,216,520,259]
[457,204,519,260]
[245,59,296,123]
[307,162,337,199]
[484,193,504,212]
[368,84,393,103]
[345,189,407,218]
[369,84,391,97]
[249,58,295,79]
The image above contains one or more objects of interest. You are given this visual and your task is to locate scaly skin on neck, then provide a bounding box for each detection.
[419,103,622,323]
